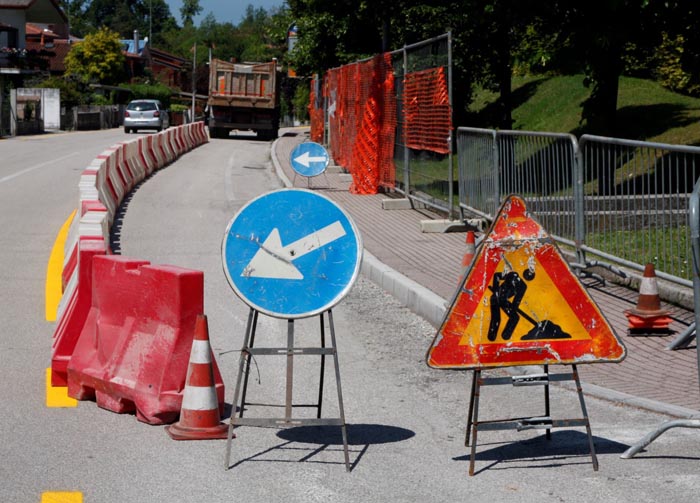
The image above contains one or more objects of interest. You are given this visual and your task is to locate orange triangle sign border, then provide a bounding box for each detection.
[427,195,626,370]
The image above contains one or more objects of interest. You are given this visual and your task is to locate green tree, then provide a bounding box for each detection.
[60,0,91,37]
[65,0,177,44]
[287,0,392,73]
[180,0,203,27]
[651,0,700,97]
[64,27,126,85]
[237,5,280,61]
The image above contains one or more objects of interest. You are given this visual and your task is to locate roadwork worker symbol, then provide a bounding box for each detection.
[487,268,571,342]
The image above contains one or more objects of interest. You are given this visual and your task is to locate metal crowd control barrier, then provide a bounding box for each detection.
[578,136,700,286]
[621,178,700,458]
[457,128,583,262]
[457,127,499,220]
[457,128,700,287]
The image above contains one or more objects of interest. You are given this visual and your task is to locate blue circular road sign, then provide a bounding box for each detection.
[222,189,363,318]
[290,142,329,177]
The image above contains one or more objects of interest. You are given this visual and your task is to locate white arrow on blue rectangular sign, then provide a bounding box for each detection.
[290,142,330,177]
[222,189,362,318]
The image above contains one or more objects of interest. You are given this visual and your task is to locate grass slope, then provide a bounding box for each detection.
[470,74,700,146]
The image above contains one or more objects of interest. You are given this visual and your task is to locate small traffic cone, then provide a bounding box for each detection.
[624,263,673,332]
[166,315,230,440]
[460,231,476,281]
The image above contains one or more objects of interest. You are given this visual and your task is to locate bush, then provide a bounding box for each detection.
[655,33,700,97]
[36,75,85,107]
[121,82,174,107]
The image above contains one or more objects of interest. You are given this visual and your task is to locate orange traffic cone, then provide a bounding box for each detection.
[460,231,476,281]
[166,315,230,440]
[624,263,672,331]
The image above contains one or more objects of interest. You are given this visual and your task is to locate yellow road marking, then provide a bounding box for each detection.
[45,210,76,322]
[46,368,77,408]
[41,492,83,502]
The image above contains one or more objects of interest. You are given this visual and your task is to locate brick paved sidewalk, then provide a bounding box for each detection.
[273,128,699,416]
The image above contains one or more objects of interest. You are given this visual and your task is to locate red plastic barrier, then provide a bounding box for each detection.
[160,131,175,164]
[96,149,126,216]
[66,255,225,424]
[179,125,190,151]
[79,167,100,204]
[52,238,107,386]
[93,160,118,220]
[153,134,168,167]
[185,124,196,149]
[138,136,157,175]
[107,147,128,199]
[115,143,136,192]
[190,123,199,144]
[124,140,146,185]
[167,129,180,158]
[194,122,207,144]
[61,202,107,291]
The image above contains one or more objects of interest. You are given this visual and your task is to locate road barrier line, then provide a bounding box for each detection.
[41,491,83,502]
[45,210,76,322]
[45,368,77,408]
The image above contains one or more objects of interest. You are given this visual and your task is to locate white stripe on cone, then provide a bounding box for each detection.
[639,277,657,296]
[188,340,213,364]
[181,384,219,411]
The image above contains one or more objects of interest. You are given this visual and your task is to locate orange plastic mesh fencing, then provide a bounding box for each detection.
[309,79,324,143]
[348,53,396,194]
[324,54,397,194]
[403,66,452,155]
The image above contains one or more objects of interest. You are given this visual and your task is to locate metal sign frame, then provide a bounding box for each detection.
[224,308,351,471]
[465,365,598,476]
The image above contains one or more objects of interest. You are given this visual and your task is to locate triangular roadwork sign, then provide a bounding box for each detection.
[427,195,626,370]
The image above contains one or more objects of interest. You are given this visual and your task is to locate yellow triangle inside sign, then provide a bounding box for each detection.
[459,247,592,347]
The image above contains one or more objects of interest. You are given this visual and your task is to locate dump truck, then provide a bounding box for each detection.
[206,58,280,140]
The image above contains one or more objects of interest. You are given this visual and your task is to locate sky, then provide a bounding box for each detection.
[164,0,284,27]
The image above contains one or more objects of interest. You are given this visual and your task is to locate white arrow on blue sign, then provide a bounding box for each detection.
[290,142,329,177]
[222,188,363,318]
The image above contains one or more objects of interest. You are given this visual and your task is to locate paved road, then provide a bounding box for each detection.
[2,130,700,502]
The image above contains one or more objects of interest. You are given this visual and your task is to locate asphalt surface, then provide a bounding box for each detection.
[2,128,700,502]
[272,127,700,418]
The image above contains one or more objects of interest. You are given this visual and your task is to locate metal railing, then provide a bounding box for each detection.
[620,180,700,458]
[690,179,700,377]
[457,127,700,287]
[578,136,700,286]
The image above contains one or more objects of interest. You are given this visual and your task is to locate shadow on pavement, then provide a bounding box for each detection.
[277,423,415,445]
[453,430,629,474]
[227,424,414,471]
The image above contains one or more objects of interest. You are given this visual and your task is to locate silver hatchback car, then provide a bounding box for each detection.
[124,99,169,133]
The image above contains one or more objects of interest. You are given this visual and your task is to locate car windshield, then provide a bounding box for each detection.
[128,102,157,111]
